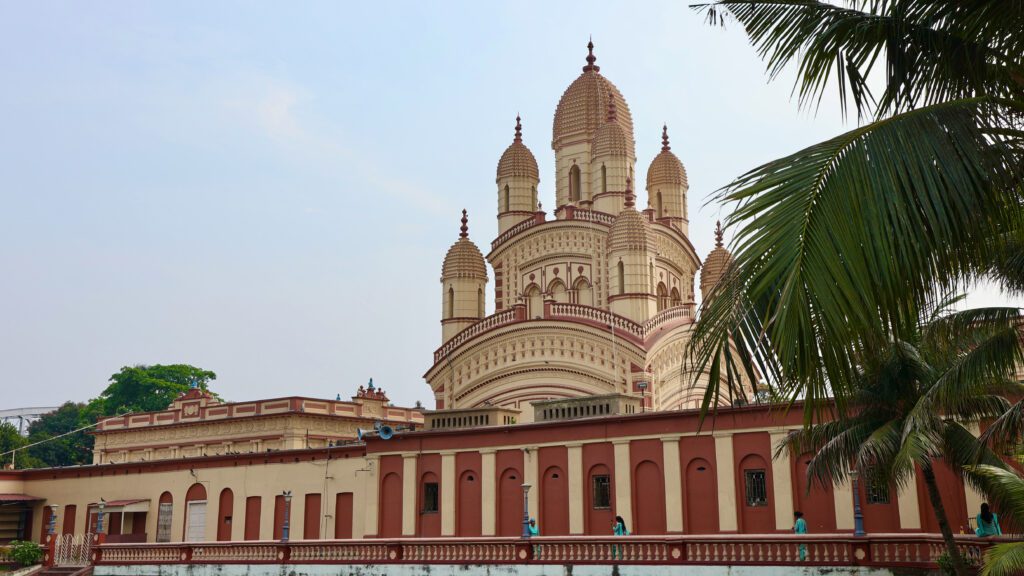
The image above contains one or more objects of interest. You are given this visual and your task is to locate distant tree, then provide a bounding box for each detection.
[0,422,44,469]
[25,402,97,467]
[93,364,217,415]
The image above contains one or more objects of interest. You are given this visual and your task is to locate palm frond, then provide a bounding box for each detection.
[979,398,1024,455]
[967,464,1024,535]
[981,542,1024,576]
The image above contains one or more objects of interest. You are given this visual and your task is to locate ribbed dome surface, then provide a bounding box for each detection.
[608,209,654,253]
[700,223,733,295]
[496,141,539,181]
[646,150,688,188]
[442,238,487,280]
[553,71,634,148]
[593,120,634,158]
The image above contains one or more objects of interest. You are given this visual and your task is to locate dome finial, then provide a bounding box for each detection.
[514,114,522,143]
[583,38,600,72]
[460,209,469,239]
[714,220,724,248]
[625,177,635,209]
[661,124,670,152]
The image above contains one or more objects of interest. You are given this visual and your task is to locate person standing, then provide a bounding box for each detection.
[528,518,539,536]
[611,515,629,559]
[793,511,808,561]
[976,503,1002,536]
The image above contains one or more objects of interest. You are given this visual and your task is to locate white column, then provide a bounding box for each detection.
[525,446,539,521]
[833,479,854,531]
[769,430,795,530]
[481,449,496,536]
[662,436,683,533]
[964,422,987,519]
[613,440,633,529]
[363,456,380,537]
[568,443,584,534]
[897,478,922,530]
[441,451,456,536]
[714,433,738,532]
[402,454,418,536]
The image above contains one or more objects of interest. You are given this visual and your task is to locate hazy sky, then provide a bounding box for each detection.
[2,1,1019,410]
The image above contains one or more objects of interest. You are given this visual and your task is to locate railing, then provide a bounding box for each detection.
[569,209,617,226]
[93,534,1001,567]
[641,304,694,337]
[491,217,540,251]
[433,308,519,363]
[549,303,644,339]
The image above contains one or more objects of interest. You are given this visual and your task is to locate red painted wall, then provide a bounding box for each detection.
[583,442,615,535]
[631,439,666,534]
[792,454,836,532]
[496,449,524,536]
[859,477,901,533]
[272,495,288,540]
[539,446,569,535]
[680,435,718,534]
[378,455,403,537]
[217,488,233,541]
[733,432,775,533]
[455,451,481,536]
[63,504,77,535]
[131,512,146,535]
[108,512,122,536]
[417,453,442,537]
[303,493,321,539]
[917,460,970,534]
[334,492,353,539]
[244,496,261,540]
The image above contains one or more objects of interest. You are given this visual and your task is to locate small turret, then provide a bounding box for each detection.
[441,210,488,342]
[591,95,636,215]
[607,179,657,323]
[645,125,689,234]
[700,221,733,302]
[496,115,540,234]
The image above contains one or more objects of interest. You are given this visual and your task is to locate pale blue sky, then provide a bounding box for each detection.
[1,1,1017,409]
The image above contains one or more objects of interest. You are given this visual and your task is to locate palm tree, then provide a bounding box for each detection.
[968,464,1024,576]
[778,300,1022,576]
[686,1,1024,420]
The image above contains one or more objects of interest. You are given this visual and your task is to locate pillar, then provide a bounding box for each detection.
[441,451,456,536]
[769,430,795,530]
[964,422,987,517]
[525,446,539,521]
[897,479,922,530]
[833,479,854,531]
[713,433,738,531]
[613,440,633,529]
[567,443,584,534]
[662,436,683,533]
[402,454,417,536]
[481,449,496,536]
[363,456,380,537]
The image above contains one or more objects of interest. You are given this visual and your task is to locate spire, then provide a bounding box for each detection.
[714,220,724,248]
[606,94,617,123]
[661,124,671,152]
[460,209,469,239]
[514,114,522,143]
[582,38,600,73]
[625,177,635,209]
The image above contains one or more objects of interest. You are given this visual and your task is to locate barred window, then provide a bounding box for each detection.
[744,469,768,507]
[156,502,173,542]
[422,482,439,513]
[866,478,890,504]
[592,475,611,509]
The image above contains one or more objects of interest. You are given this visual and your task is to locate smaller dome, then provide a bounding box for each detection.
[442,211,488,280]
[608,182,654,252]
[700,221,734,295]
[646,125,688,189]
[497,116,539,182]
[592,95,635,158]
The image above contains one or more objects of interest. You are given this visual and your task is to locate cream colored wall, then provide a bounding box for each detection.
[554,142,593,210]
[590,152,633,215]
[496,175,537,235]
[24,456,369,543]
[441,277,486,342]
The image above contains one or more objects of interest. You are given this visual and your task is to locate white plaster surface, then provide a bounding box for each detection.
[96,564,896,576]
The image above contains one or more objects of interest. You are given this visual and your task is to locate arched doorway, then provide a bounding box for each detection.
[684,458,718,534]
[155,494,172,542]
[457,469,481,536]
[633,460,666,534]
[524,284,542,319]
[574,278,593,306]
[541,466,569,535]
[418,471,440,537]
[183,483,207,542]
[379,472,402,537]
[793,454,836,532]
[498,467,522,536]
[738,454,772,533]
[586,464,613,534]
[217,488,233,541]
[548,279,568,304]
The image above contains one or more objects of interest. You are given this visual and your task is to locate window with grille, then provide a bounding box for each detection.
[866,478,890,504]
[744,469,767,507]
[156,502,173,542]
[422,483,439,513]
[592,475,611,509]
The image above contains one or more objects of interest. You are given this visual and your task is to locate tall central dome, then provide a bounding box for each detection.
[552,41,634,150]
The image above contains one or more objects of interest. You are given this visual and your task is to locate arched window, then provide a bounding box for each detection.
[184,483,207,542]
[477,288,485,317]
[525,284,543,319]
[447,286,454,319]
[657,191,663,218]
[574,278,593,307]
[670,287,681,307]
[617,261,625,295]
[548,279,568,303]
[601,164,607,195]
[657,282,669,312]
[569,165,581,203]
[504,185,510,212]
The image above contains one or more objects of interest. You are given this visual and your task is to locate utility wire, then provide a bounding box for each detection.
[2,412,132,467]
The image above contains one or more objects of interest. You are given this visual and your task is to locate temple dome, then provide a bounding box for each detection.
[442,211,488,280]
[700,221,733,297]
[496,116,539,182]
[592,96,634,158]
[552,42,634,149]
[646,126,688,188]
[608,184,653,252]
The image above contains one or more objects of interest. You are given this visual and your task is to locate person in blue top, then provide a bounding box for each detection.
[976,503,1002,537]
[611,515,629,559]
[793,511,808,561]
[528,518,539,536]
